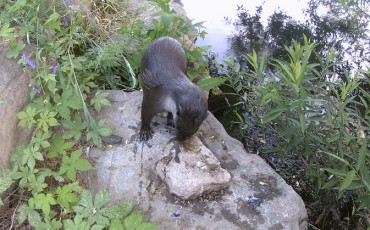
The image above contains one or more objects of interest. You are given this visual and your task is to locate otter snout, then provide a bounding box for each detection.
[175,115,205,141]
[176,129,194,141]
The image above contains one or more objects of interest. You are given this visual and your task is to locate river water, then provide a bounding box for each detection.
[182,0,309,61]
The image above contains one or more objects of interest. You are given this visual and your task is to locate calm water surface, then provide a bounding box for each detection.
[181,0,308,61]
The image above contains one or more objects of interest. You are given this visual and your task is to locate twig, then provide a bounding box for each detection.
[9,201,20,230]
[308,222,320,230]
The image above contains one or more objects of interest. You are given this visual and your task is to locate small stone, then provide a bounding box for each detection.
[156,137,231,200]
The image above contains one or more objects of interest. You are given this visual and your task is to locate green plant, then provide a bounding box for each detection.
[0,169,14,207]
[91,90,111,113]
[58,148,92,181]
[55,182,83,209]
[0,0,163,228]
[46,134,75,158]
[72,190,132,228]
[258,37,369,202]
[122,212,157,230]
[218,35,369,225]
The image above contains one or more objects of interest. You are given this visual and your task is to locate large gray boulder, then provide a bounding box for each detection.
[0,48,32,167]
[88,90,308,230]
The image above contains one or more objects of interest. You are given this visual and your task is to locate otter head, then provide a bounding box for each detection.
[175,91,208,140]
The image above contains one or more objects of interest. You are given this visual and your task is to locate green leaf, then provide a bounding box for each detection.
[17,204,29,224]
[356,139,367,171]
[70,148,83,161]
[87,119,112,146]
[56,182,83,209]
[59,148,92,180]
[357,194,370,209]
[73,190,132,228]
[7,40,25,58]
[12,166,38,189]
[48,218,63,230]
[324,168,348,177]
[101,201,132,219]
[110,218,124,230]
[32,131,51,149]
[22,145,43,170]
[73,190,94,216]
[47,134,75,158]
[17,106,37,129]
[123,212,143,229]
[321,178,339,190]
[137,223,157,230]
[0,23,15,38]
[98,127,113,137]
[74,159,93,171]
[8,0,27,13]
[44,11,62,31]
[54,89,83,120]
[17,203,43,228]
[62,116,87,140]
[29,174,48,194]
[94,190,112,210]
[63,214,90,230]
[91,224,105,230]
[262,105,289,123]
[0,169,14,207]
[37,110,59,132]
[29,193,57,218]
[39,168,65,183]
[197,77,226,90]
[91,91,111,113]
[339,170,356,192]
[320,151,350,166]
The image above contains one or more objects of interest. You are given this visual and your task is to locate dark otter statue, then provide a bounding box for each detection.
[139,36,208,141]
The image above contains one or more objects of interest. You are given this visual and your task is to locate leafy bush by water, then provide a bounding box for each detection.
[217,36,369,227]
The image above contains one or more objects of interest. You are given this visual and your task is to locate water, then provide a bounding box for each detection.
[181,0,309,61]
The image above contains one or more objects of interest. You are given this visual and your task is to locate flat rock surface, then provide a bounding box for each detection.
[87,90,308,230]
[155,136,231,200]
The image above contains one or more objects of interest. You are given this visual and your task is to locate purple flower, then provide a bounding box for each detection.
[64,0,73,4]
[22,53,36,69]
[51,60,57,75]
[31,84,41,94]
[62,17,69,27]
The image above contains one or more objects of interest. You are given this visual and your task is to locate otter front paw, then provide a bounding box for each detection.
[139,128,153,141]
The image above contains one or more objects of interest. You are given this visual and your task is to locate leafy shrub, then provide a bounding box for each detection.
[0,0,214,228]
[218,36,369,225]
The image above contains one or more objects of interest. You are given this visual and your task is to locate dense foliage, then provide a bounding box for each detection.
[216,0,370,228]
[0,0,210,228]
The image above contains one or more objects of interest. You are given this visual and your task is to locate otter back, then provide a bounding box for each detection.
[139,37,208,141]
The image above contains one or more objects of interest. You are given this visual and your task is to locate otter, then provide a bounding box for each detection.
[139,36,208,141]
